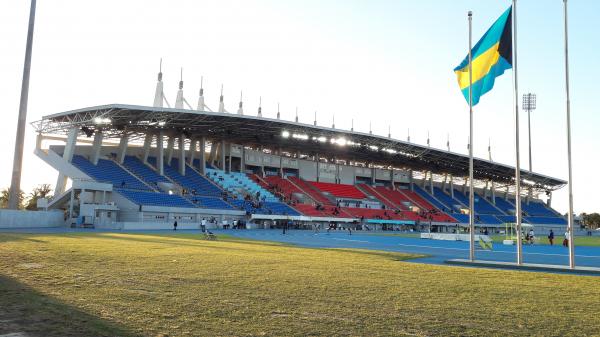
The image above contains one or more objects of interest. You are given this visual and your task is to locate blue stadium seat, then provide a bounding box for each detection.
[432,187,464,212]
[516,200,559,217]
[450,190,505,215]
[148,157,224,197]
[72,155,150,191]
[122,156,170,187]
[412,185,453,213]
[116,189,195,208]
[494,197,515,214]
[206,169,300,215]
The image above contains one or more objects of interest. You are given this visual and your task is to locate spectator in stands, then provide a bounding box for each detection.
[548,229,555,245]
[173,220,178,231]
[121,180,126,188]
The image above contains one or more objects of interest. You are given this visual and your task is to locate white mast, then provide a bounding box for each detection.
[218,84,225,113]
[153,59,169,108]
[175,67,185,109]
[237,91,244,115]
[257,97,262,117]
[197,76,211,111]
[277,102,280,119]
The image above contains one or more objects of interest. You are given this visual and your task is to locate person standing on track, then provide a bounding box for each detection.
[563,231,569,247]
[173,220,178,231]
[548,229,555,246]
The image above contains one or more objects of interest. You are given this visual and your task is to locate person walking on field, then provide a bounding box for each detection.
[173,220,178,231]
[548,229,555,246]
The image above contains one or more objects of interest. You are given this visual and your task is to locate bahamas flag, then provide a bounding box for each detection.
[454,6,512,106]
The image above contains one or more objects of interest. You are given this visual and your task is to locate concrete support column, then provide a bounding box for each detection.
[91,131,104,165]
[463,179,468,194]
[220,140,226,171]
[117,133,128,164]
[35,133,43,150]
[421,172,427,188]
[316,153,320,182]
[240,146,245,173]
[429,172,434,195]
[409,170,414,191]
[504,186,509,201]
[371,165,375,185]
[450,175,455,199]
[441,173,448,192]
[157,131,165,176]
[54,127,78,196]
[166,136,175,166]
[547,191,552,207]
[491,181,496,204]
[142,132,153,164]
[188,138,197,166]
[199,137,207,175]
[209,141,218,167]
[279,155,284,178]
[178,134,186,176]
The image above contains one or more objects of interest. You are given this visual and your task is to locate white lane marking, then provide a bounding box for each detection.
[331,238,370,243]
[396,243,600,259]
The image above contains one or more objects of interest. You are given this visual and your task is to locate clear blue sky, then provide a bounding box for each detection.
[0,0,598,213]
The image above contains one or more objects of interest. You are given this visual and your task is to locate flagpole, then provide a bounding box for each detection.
[563,0,575,269]
[468,11,475,262]
[512,0,523,265]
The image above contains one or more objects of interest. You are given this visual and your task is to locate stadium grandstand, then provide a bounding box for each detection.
[30,68,568,232]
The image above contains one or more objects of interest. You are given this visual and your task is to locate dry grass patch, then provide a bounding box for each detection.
[0,232,599,337]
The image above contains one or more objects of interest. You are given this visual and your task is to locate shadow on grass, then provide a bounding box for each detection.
[0,275,140,337]
[82,232,291,254]
[0,233,48,244]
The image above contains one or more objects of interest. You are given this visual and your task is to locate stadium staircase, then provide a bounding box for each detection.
[206,169,300,215]
[121,156,171,190]
[357,184,400,210]
[288,177,335,206]
[71,155,153,191]
[412,185,454,213]
[309,181,366,200]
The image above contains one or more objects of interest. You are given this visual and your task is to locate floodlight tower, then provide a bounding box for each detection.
[522,93,537,172]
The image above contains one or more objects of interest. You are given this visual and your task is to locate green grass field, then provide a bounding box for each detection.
[1,232,600,337]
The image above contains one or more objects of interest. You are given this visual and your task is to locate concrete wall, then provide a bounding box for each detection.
[0,210,64,228]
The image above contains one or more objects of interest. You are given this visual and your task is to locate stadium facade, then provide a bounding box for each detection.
[30,71,568,232]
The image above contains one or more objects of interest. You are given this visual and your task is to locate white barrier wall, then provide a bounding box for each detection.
[0,210,64,228]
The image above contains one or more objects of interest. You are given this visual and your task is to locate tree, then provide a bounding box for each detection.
[0,188,25,209]
[25,184,53,211]
[582,213,600,230]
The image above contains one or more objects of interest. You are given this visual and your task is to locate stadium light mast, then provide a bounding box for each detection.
[522,93,536,172]
[9,0,36,210]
